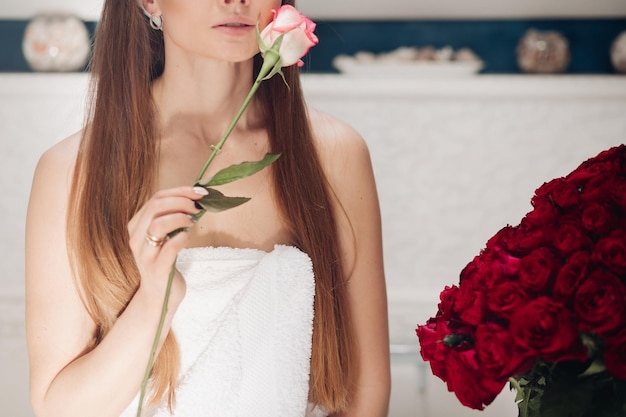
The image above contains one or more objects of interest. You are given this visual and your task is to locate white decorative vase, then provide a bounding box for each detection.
[516,28,570,74]
[611,31,626,74]
[22,14,91,72]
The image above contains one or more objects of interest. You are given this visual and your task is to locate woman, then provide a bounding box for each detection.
[25,0,390,416]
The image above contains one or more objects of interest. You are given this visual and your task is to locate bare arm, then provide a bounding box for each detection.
[25,133,201,417]
[312,112,391,417]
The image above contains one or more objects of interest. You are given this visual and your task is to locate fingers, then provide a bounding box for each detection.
[128,186,207,263]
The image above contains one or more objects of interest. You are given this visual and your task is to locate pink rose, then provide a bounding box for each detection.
[259,5,319,67]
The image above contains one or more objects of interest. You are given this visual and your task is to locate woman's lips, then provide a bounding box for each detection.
[214,22,254,36]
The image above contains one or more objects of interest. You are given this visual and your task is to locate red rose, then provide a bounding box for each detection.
[611,177,626,210]
[436,285,459,320]
[485,226,516,251]
[474,323,532,380]
[444,349,507,410]
[455,283,485,326]
[548,178,581,209]
[553,217,593,258]
[510,297,587,363]
[574,269,626,335]
[460,255,501,290]
[605,329,626,379]
[494,248,521,277]
[518,247,561,293]
[525,197,559,229]
[591,230,626,275]
[581,201,619,236]
[579,173,619,205]
[486,281,529,320]
[552,251,590,302]
[507,222,554,255]
[567,148,622,186]
[416,318,451,380]
[532,177,562,203]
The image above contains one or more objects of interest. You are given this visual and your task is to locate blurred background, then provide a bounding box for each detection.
[1,1,626,416]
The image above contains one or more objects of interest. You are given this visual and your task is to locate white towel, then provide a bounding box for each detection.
[119,245,319,417]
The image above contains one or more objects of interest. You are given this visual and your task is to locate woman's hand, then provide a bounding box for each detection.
[127,185,208,311]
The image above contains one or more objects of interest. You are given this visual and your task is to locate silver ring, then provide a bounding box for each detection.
[145,232,167,247]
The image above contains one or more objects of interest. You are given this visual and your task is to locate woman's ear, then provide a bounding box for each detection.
[140,0,161,16]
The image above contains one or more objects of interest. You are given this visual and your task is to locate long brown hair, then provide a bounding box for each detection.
[67,0,355,412]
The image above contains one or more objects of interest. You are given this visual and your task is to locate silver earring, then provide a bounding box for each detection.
[150,14,163,31]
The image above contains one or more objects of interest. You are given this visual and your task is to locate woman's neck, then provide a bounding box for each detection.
[152,56,260,144]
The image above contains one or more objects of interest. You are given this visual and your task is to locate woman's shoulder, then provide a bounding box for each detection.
[31,130,82,195]
[35,130,81,179]
[308,109,371,171]
[309,111,371,183]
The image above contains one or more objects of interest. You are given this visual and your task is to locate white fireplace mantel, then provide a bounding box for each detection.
[3,72,626,98]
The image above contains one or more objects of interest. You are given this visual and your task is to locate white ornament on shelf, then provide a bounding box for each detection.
[22,14,91,72]
[611,31,626,74]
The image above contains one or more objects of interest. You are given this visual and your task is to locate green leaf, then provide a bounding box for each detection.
[195,188,251,213]
[198,153,281,187]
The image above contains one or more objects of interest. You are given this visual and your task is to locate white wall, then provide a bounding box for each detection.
[1,0,626,20]
[2,73,626,417]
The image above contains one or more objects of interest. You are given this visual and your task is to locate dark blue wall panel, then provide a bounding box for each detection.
[1,18,625,73]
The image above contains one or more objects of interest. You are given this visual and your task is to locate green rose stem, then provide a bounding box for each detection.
[195,47,281,182]
[135,44,283,417]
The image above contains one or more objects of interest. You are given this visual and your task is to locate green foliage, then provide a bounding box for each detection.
[511,360,626,417]
[194,188,251,213]
[198,153,281,187]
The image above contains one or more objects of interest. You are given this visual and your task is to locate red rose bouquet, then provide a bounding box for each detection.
[416,145,626,417]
